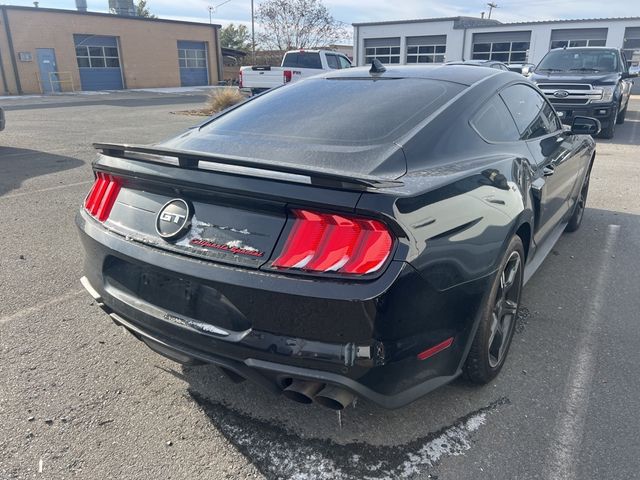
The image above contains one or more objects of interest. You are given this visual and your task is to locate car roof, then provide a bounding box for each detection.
[550,46,619,51]
[449,60,496,65]
[321,64,506,86]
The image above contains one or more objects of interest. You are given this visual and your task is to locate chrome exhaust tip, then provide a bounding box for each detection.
[314,385,355,411]
[282,379,324,404]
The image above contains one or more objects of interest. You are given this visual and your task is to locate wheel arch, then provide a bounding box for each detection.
[515,221,532,262]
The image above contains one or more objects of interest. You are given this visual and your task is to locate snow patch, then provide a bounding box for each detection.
[193,394,501,480]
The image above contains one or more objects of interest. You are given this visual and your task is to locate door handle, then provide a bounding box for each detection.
[543,166,555,176]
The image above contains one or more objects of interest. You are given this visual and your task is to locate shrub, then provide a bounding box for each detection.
[204,88,245,115]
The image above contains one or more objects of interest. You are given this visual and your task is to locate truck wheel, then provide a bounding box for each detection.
[565,168,590,233]
[616,105,627,125]
[599,106,618,139]
[464,235,524,384]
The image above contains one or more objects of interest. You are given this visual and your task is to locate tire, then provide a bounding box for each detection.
[599,107,618,139]
[565,168,591,233]
[464,236,524,384]
[616,104,627,125]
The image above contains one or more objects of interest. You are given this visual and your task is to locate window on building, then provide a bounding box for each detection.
[75,45,120,69]
[472,41,530,63]
[623,28,640,67]
[550,28,608,50]
[406,35,447,64]
[551,39,607,49]
[406,44,446,64]
[364,38,401,64]
[179,49,207,69]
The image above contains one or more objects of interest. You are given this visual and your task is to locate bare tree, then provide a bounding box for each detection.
[256,0,346,51]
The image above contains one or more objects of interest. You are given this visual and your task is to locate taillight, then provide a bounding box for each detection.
[272,209,393,275]
[283,70,293,83]
[84,172,122,222]
[238,70,243,88]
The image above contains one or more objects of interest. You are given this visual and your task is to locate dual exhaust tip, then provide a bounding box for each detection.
[282,379,355,410]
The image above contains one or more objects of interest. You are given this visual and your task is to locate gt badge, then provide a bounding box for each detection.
[155,199,193,241]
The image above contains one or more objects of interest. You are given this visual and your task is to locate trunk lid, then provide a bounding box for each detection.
[91,150,366,269]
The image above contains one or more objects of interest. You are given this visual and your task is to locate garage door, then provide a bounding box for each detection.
[550,28,608,49]
[178,41,209,86]
[472,31,531,63]
[74,34,123,91]
[624,27,640,94]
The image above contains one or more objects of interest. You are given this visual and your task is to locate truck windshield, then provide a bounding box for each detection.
[537,48,619,73]
[282,52,322,69]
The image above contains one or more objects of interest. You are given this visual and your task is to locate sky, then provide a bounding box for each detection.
[4,0,639,31]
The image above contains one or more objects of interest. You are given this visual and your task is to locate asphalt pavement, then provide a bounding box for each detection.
[1,92,639,480]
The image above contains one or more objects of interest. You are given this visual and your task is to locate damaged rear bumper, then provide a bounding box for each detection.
[83,275,461,409]
[77,210,489,409]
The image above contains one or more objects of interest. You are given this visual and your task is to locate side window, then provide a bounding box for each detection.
[470,95,520,142]
[501,84,561,140]
[326,54,340,69]
[338,56,352,69]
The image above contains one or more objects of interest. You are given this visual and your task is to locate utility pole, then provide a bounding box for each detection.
[487,2,498,19]
[208,5,214,24]
[251,0,256,63]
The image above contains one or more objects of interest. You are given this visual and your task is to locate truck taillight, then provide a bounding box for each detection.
[238,70,243,88]
[283,70,293,83]
[272,209,393,275]
[84,172,121,222]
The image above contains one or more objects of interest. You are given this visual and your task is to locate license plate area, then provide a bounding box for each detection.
[103,257,251,332]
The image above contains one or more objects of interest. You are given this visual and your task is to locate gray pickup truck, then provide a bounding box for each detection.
[530,47,637,139]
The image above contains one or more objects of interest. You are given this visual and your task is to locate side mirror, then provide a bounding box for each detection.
[570,116,601,136]
[521,65,533,75]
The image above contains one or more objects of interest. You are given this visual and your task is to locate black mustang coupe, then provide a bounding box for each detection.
[77,63,598,410]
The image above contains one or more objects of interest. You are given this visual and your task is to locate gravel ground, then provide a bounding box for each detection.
[1,93,639,480]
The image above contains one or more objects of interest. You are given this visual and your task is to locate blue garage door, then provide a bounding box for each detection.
[178,41,209,86]
[74,34,123,91]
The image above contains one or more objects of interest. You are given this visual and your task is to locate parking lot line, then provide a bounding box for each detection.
[549,224,621,480]
[0,180,93,201]
[0,288,84,326]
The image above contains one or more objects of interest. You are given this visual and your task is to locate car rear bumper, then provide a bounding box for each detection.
[77,209,492,409]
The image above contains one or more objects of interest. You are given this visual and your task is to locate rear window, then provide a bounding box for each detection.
[282,52,322,69]
[200,77,465,145]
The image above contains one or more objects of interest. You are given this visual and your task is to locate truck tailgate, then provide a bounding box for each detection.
[241,66,285,89]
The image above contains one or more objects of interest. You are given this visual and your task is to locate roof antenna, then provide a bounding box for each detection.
[369,59,387,74]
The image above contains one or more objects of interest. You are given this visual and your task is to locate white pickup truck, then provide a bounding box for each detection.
[239,49,352,95]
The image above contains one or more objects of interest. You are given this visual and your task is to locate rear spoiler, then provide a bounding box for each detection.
[93,143,404,190]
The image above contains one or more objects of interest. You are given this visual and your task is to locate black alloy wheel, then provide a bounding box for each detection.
[488,251,522,368]
[565,169,591,232]
[465,236,524,383]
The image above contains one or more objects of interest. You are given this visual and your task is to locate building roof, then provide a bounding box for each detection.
[352,16,501,28]
[353,15,640,29]
[492,16,640,27]
[0,5,221,28]
[221,47,247,58]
